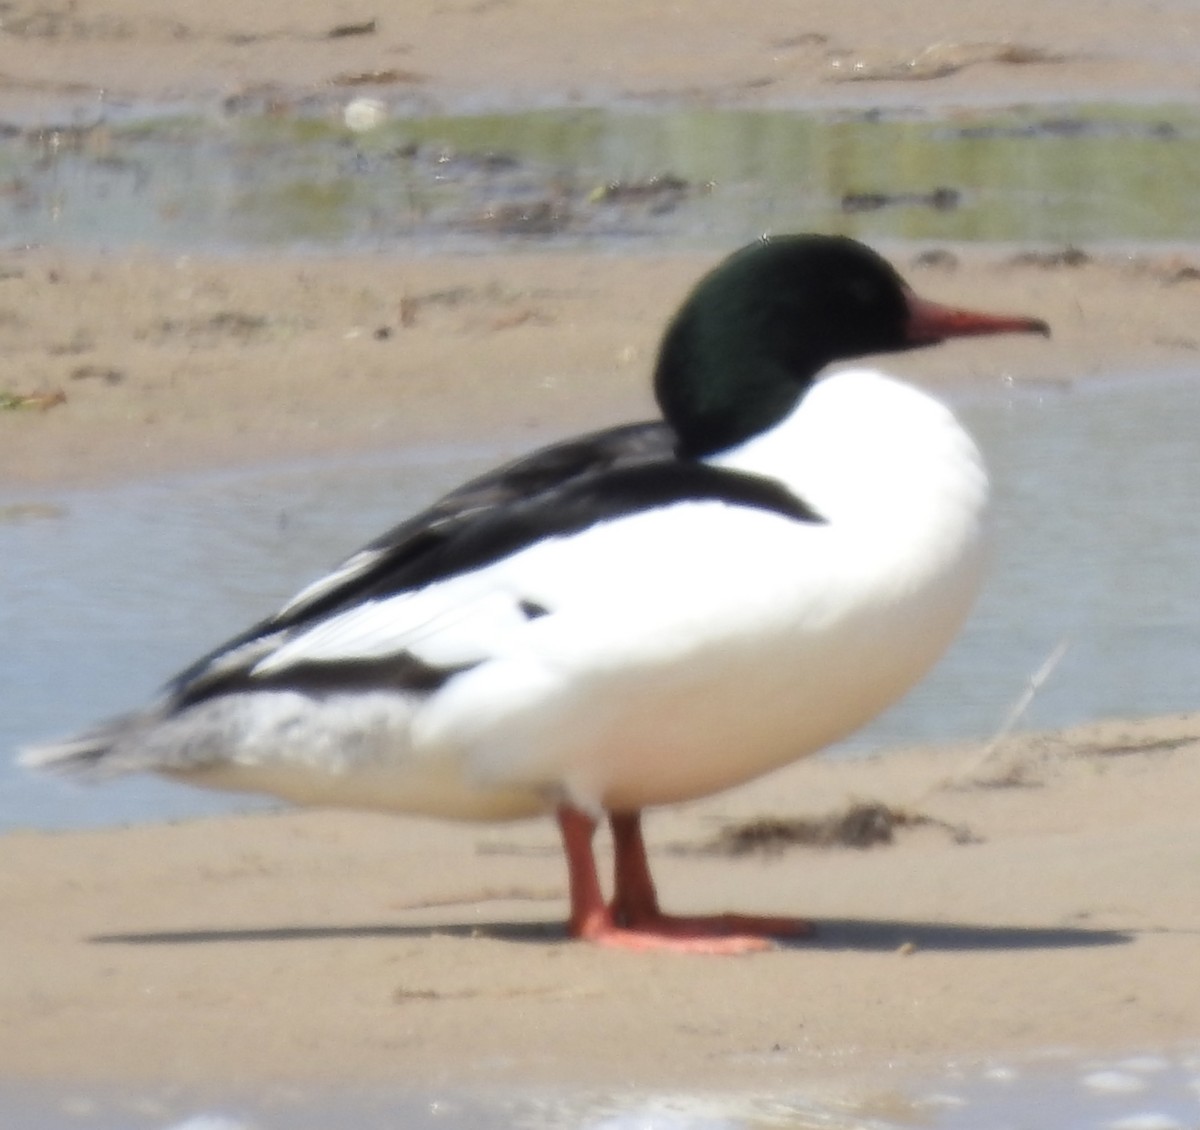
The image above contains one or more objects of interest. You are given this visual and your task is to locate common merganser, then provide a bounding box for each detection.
[23,235,1049,954]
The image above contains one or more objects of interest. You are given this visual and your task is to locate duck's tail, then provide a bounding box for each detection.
[19,711,151,780]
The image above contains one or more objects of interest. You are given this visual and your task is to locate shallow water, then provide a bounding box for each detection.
[5,1048,1200,1128]
[6,102,1200,252]
[4,368,1200,832]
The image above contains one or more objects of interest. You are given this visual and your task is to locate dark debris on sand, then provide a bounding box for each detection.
[691,802,979,857]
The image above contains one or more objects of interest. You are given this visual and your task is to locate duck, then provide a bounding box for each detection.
[22,234,1049,954]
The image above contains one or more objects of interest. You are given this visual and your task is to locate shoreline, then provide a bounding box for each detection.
[3,244,1200,491]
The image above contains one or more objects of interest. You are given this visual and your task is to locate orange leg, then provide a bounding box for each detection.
[556,805,615,943]
[556,806,812,954]
[610,810,814,951]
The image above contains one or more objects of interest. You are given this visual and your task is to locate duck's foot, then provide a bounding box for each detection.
[573,907,812,954]
[557,804,814,954]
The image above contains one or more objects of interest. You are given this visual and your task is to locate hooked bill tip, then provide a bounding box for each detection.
[904,291,1052,345]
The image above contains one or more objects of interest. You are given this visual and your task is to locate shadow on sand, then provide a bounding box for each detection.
[90,916,1133,951]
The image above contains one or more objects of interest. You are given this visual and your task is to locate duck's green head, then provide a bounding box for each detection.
[654,234,1049,458]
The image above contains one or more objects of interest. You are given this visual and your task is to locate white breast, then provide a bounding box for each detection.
[411,367,990,814]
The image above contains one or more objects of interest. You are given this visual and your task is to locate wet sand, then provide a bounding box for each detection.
[4,245,1200,489]
[4,0,1200,1105]
[1,0,1198,115]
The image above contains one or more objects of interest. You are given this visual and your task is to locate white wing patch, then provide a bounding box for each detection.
[277,546,387,617]
[252,584,538,676]
[252,496,824,687]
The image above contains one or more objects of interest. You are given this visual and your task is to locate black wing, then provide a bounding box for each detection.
[167,420,675,692]
[360,420,678,565]
[166,419,823,705]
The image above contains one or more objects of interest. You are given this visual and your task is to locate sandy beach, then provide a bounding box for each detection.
[1,0,1198,114]
[4,245,1200,490]
[6,714,1200,1095]
[4,0,1200,1111]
